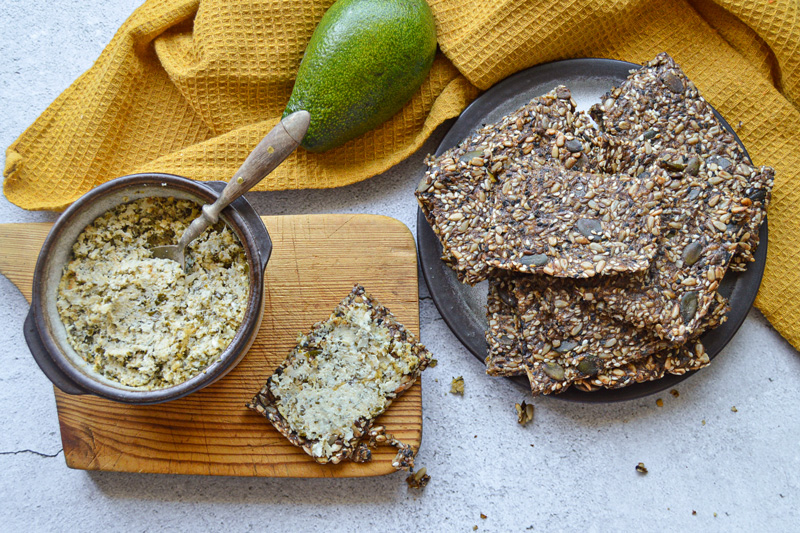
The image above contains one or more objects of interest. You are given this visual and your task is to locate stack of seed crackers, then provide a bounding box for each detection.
[416,53,773,396]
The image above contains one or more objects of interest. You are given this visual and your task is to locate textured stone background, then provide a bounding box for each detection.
[1,1,798,531]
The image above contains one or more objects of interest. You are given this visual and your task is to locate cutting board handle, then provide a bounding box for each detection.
[0,222,51,302]
[23,309,86,395]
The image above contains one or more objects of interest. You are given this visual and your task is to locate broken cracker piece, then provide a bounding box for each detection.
[416,86,610,284]
[485,276,526,377]
[572,341,710,392]
[515,401,534,425]
[247,285,431,468]
[498,273,721,396]
[406,467,431,489]
[513,274,670,396]
[450,376,465,395]
[586,53,772,342]
[481,164,663,278]
[591,52,772,269]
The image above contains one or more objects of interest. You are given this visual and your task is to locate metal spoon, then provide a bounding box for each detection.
[152,110,310,269]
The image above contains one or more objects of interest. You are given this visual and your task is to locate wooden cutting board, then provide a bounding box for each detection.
[0,214,422,477]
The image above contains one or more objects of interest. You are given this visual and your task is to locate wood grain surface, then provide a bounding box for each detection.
[0,214,422,477]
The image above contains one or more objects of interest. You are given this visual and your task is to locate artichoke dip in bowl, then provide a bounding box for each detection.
[24,173,272,404]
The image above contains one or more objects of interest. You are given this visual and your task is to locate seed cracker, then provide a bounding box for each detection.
[247,285,431,469]
[511,275,671,395]
[437,52,771,395]
[486,271,723,395]
[416,87,619,284]
[571,341,710,392]
[485,276,526,376]
[585,53,773,342]
[590,52,773,270]
[511,274,726,395]
[480,164,663,278]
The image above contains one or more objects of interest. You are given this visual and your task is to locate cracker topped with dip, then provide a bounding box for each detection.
[248,285,431,468]
[56,196,249,390]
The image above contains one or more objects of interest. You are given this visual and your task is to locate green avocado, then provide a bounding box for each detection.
[283,0,437,152]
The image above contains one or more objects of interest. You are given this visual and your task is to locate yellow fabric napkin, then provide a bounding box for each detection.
[4,0,799,351]
[2,0,479,211]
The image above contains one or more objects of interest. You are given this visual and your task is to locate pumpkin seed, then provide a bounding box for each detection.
[498,334,515,346]
[576,218,602,240]
[521,253,549,267]
[555,340,578,353]
[661,158,687,172]
[682,241,703,265]
[661,71,684,93]
[680,291,698,323]
[577,357,599,376]
[749,189,767,203]
[416,177,432,193]
[498,288,516,308]
[685,157,700,176]
[565,139,583,153]
[459,150,484,163]
[556,86,571,99]
[707,155,732,171]
[542,362,565,381]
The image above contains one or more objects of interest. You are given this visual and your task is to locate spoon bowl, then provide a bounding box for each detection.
[153,110,310,270]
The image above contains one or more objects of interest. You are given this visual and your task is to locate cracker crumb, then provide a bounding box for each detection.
[636,462,648,474]
[515,401,534,425]
[731,406,738,412]
[656,398,664,407]
[670,389,680,398]
[406,467,430,489]
[450,376,465,395]
[480,513,487,520]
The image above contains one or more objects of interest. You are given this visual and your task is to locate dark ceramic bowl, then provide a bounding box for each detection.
[24,173,272,405]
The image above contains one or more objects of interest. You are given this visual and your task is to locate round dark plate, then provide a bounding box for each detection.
[417,58,768,403]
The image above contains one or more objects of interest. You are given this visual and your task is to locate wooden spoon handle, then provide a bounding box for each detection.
[177,111,310,246]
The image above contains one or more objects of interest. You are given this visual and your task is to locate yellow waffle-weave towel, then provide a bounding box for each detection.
[4,0,800,351]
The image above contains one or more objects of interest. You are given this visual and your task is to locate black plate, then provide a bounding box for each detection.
[417,58,768,402]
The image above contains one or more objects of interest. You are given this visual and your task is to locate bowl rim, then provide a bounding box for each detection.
[29,173,271,404]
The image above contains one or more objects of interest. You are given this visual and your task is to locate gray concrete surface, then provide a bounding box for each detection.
[1,1,798,532]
